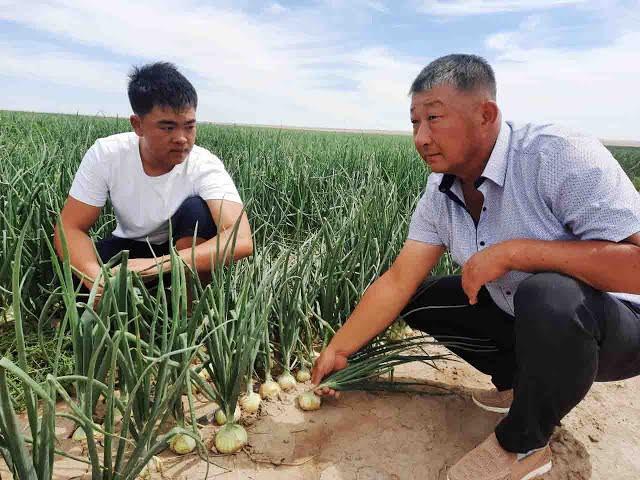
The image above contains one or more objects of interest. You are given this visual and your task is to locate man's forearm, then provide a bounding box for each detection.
[506,238,640,294]
[176,229,253,272]
[53,226,101,285]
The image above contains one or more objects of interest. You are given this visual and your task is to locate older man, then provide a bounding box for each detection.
[311,54,640,479]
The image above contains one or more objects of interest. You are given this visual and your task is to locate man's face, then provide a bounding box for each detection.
[410,84,480,176]
[132,105,197,169]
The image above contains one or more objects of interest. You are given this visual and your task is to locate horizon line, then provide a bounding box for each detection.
[2,109,639,148]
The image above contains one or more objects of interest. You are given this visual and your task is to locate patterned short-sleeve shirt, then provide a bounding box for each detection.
[408,121,640,315]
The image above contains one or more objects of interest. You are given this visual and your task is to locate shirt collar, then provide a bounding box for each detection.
[438,121,510,193]
[480,121,510,188]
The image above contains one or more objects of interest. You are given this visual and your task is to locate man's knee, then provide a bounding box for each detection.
[513,272,593,341]
[171,196,217,241]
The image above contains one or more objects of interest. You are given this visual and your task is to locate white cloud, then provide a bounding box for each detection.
[419,0,588,16]
[364,1,389,13]
[1,0,639,139]
[486,17,640,139]
[0,0,420,131]
[265,2,288,15]
[485,14,550,50]
[0,41,126,93]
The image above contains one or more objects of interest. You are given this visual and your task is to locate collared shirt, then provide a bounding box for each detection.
[407,121,640,315]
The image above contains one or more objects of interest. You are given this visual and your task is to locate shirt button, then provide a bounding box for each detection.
[479,241,486,247]
[506,291,512,296]
[482,207,487,212]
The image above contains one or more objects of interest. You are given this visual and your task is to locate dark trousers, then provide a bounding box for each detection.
[401,273,640,453]
[96,196,217,262]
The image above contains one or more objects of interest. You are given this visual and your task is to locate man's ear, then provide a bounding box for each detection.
[130,114,143,136]
[481,100,499,125]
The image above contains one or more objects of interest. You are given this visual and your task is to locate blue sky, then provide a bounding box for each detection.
[1,0,639,140]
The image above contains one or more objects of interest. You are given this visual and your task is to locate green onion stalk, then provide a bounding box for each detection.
[239,335,262,414]
[294,254,315,383]
[278,242,316,384]
[297,334,496,411]
[0,212,56,479]
[272,249,304,391]
[258,320,281,400]
[45,225,209,475]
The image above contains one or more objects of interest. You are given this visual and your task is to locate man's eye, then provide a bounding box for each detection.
[428,115,439,121]
[162,126,174,131]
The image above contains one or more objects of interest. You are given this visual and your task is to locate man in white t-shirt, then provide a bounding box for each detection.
[54,62,252,291]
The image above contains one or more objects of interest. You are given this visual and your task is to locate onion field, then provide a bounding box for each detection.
[0,110,638,479]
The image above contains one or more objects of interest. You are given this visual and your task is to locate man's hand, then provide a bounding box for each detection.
[462,241,514,305]
[311,346,348,398]
[113,257,171,279]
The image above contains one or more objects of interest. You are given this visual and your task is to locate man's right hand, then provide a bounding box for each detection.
[309,241,445,398]
[311,346,348,398]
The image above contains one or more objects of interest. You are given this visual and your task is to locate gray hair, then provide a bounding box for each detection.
[409,54,496,100]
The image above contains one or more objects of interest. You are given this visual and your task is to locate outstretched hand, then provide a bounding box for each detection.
[311,346,348,398]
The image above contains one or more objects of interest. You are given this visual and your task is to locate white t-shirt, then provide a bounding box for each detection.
[70,132,243,244]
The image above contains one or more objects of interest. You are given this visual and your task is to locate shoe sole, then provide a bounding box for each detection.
[446,460,552,480]
[521,461,553,480]
[472,394,511,414]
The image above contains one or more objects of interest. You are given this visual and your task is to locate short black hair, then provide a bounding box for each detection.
[127,62,198,116]
[410,54,496,100]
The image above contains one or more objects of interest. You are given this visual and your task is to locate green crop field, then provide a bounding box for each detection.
[0,110,433,320]
[2,110,638,322]
[0,109,638,477]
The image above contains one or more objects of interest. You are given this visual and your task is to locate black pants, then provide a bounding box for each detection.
[96,196,217,262]
[401,273,640,453]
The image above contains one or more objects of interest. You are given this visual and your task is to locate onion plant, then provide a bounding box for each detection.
[271,249,304,391]
[5,220,212,478]
[198,247,279,454]
[298,334,497,410]
[0,212,57,479]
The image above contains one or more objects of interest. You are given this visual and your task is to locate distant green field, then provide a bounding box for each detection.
[607,146,640,189]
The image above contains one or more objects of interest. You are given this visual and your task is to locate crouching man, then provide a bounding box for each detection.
[311,54,640,480]
[54,62,252,290]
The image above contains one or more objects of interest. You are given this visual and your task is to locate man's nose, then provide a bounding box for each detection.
[415,122,433,147]
[173,132,188,144]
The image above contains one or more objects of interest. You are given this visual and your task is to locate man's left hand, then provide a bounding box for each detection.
[112,257,171,279]
[461,241,515,305]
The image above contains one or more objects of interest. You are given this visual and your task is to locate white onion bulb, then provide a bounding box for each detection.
[214,405,241,425]
[214,423,248,454]
[297,391,322,411]
[72,426,103,441]
[239,391,261,413]
[72,427,86,441]
[137,456,163,479]
[295,368,311,383]
[387,322,406,341]
[277,372,297,391]
[169,433,197,454]
[259,379,281,400]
